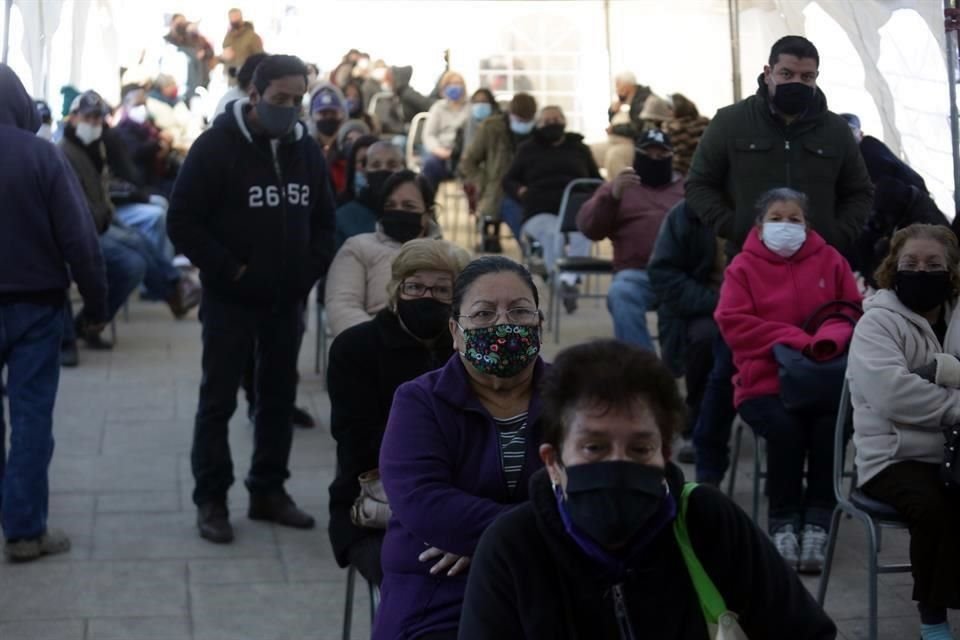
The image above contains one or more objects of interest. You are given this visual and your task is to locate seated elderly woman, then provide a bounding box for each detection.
[373,256,547,640]
[715,187,861,573]
[327,238,471,586]
[459,339,836,639]
[847,224,960,640]
[326,170,439,338]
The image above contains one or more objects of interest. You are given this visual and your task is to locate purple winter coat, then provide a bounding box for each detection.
[373,354,546,639]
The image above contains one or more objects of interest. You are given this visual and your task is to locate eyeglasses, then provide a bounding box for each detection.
[400,281,453,302]
[457,308,540,328]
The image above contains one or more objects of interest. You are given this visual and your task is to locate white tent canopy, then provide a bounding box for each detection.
[4,0,958,214]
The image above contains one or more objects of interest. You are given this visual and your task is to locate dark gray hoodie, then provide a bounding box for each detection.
[0,64,108,321]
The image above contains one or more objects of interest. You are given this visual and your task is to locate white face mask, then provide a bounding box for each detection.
[75,121,103,145]
[761,221,806,258]
[36,123,53,140]
[127,104,148,124]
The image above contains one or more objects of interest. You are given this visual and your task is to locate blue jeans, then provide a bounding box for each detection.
[0,303,63,540]
[500,197,524,242]
[102,224,180,312]
[520,213,591,285]
[738,394,837,533]
[115,200,173,260]
[606,269,656,351]
[693,333,736,484]
[421,153,452,189]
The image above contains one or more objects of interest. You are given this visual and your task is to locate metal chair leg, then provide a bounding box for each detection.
[752,431,762,522]
[342,565,356,640]
[552,275,562,345]
[861,513,881,640]
[368,580,379,626]
[314,305,321,375]
[817,506,844,605]
[727,421,743,498]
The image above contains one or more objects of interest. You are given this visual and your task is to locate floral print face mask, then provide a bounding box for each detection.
[459,323,541,378]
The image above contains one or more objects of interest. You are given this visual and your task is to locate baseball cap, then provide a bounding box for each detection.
[637,128,672,151]
[839,113,861,131]
[310,85,345,115]
[69,90,110,117]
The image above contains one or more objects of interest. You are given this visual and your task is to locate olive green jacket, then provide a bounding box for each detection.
[458,113,523,219]
[685,82,873,258]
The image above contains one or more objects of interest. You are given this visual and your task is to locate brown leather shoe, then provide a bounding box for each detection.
[197,502,234,543]
[248,492,315,529]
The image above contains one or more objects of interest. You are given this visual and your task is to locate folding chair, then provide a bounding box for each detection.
[405,112,429,173]
[544,178,610,344]
[726,415,765,522]
[817,380,911,640]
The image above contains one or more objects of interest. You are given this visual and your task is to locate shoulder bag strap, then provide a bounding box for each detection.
[672,482,727,625]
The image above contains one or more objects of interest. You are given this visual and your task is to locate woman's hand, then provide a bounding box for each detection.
[419,546,471,576]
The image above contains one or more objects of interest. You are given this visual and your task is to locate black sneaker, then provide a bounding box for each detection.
[248,491,315,529]
[291,406,316,429]
[560,281,579,314]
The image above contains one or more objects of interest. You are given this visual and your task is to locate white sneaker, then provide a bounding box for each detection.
[799,524,828,574]
[773,524,800,567]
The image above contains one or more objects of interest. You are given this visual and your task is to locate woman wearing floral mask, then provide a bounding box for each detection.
[373,256,546,640]
[714,187,861,573]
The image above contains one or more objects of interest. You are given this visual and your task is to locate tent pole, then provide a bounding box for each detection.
[728,0,742,102]
[2,0,12,65]
[947,0,960,213]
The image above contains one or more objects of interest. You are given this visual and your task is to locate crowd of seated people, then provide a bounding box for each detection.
[12,28,960,640]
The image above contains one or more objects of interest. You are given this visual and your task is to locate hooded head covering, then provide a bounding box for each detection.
[639,95,673,123]
[336,119,371,151]
[0,64,41,133]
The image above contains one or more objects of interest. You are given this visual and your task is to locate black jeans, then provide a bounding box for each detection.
[692,332,736,484]
[683,316,718,437]
[242,303,307,416]
[348,532,385,586]
[863,461,960,610]
[738,394,836,533]
[191,291,302,506]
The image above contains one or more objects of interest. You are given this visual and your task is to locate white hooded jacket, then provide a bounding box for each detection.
[847,288,960,485]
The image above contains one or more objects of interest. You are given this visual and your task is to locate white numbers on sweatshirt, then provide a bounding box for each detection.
[248,184,311,208]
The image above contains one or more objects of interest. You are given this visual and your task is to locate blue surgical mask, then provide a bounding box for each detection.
[471,102,492,121]
[354,170,367,192]
[444,85,465,102]
[509,115,534,136]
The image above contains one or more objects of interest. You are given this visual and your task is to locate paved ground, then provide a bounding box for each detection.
[0,217,954,639]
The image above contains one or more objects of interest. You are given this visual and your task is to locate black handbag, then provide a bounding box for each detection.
[942,425,960,490]
[773,300,862,414]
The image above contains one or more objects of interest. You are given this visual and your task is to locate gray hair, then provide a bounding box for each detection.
[754,187,810,222]
[615,70,637,86]
[536,105,565,125]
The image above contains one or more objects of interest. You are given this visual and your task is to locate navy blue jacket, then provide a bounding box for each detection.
[648,201,720,374]
[167,99,336,305]
[0,64,108,321]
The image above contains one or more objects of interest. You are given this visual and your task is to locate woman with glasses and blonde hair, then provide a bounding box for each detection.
[327,238,470,587]
[847,223,960,640]
[373,256,546,640]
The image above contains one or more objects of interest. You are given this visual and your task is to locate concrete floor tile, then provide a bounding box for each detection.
[51,453,179,494]
[96,491,181,514]
[91,512,277,561]
[100,420,193,456]
[87,616,192,640]
[0,561,186,620]
[188,558,287,585]
[0,619,85,640]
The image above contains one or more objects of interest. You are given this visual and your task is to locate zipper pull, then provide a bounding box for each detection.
[784,140,791,151]
[611,583,636,640]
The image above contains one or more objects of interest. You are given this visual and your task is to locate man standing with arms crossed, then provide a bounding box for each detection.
[168,55,336,543]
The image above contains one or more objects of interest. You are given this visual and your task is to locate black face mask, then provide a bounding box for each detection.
[534,123,565,145]
[770,81,815,116]
[895,270,953,314]
[564,461,666,548]
[362,170,393,204]
[315,118,341,137]
[380,210,424,243]
[634,151,673,188]
[397,298,451,340]
[617,93,629,103]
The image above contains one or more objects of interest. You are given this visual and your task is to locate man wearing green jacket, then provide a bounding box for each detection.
[686,35,873,260]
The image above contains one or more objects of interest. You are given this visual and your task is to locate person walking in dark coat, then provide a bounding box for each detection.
[327,239,470,585]
[0,64,108,562]
[459,340,837,640]
[167,55,336,544]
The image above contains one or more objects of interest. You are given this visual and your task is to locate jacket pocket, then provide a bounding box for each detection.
[801,141,840,180]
